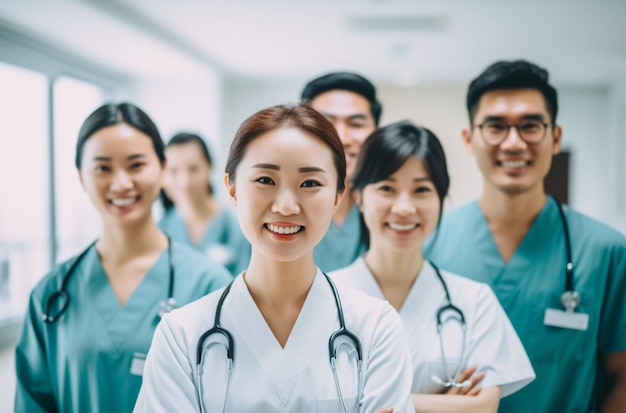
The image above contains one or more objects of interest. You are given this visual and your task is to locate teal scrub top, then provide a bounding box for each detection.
[159,207,250,276]
[426,199,626,413]
[14,241,231,413]
[313,204,366,273]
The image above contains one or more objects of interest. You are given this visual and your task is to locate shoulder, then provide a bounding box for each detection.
[439,268,500,308]
[328,258,365,283]
[170,241,232,282]
[160,283,230,342]
[335,282,402,336]
[441,200,480,221]
[440,269,492,296]
[566,207,626,248]
[29,247,93,301]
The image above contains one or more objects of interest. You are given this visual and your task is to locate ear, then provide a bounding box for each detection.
[352,190,363,213]
[461,127,474,154]
[334,189,345,211]
[224,173,237,207]
[551,125,563,155]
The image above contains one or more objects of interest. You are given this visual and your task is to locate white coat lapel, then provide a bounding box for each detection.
[228,276,299,405]
[284,270,336,373]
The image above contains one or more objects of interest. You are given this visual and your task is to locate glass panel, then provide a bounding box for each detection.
[0,61,49,317]
[53,76,103,263]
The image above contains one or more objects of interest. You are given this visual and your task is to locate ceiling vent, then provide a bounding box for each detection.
[345,15,446,33]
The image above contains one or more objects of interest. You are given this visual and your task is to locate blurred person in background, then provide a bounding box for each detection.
[160,132,250,276]
[300,72,381,272]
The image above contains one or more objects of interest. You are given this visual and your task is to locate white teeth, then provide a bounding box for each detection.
[111,198,137,206]
[267,224,302,235]
[388,223,417,231]
[501,160,526,168]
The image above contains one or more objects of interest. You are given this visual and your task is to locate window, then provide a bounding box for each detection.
[53,76,103,262]
[0,61,49,317]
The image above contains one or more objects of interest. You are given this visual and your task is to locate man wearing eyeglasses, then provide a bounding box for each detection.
[426,60,626,412]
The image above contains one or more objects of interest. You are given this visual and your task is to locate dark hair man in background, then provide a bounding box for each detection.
[301,72,381,272]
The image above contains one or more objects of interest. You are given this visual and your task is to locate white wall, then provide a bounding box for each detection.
[126,69,224,203]
[558,86,612,224]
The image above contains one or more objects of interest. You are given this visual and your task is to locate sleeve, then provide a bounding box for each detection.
[14,291,59,413]
[133,316,200,412]
[361,303,415,413]
[599,241,626,354]
[465,285,535,398]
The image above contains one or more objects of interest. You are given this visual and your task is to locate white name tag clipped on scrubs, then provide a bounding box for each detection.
[544,308,589,331]
[130,353,147,376]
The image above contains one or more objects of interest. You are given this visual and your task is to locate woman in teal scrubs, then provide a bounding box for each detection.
[14,103,231,413]
[159,133,250,276]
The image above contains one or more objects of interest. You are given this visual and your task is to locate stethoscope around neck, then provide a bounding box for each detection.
[195,273,363,413]
[429,195,577,389]
[41,236,176,324]
[429,261,472,389]
[553,196,579,312]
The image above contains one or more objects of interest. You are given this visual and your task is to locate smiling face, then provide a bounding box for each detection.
[463,88,562,196]
[311,90,376,181]
[357,156,440,254]
[78,123,164,225]
[226,126,341,263]
[163,142,212,203]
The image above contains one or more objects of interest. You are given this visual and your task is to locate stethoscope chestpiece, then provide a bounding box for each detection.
[157,297,177,318]
[560,290,580,313]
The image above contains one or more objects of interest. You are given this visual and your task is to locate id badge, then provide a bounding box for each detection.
[544,308,589,331]
[130,352,147,376]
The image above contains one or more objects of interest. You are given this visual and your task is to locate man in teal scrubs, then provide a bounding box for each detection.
[427,60,626,412]
[301,72,380,272]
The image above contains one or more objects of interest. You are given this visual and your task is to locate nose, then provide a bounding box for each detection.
[334,122,348,144]
[111,170,133,192]
[500,125,528,150]
[390,192,416,216]
[271,188,301,216]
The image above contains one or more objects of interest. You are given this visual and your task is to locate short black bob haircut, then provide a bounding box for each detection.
[351,120,450,248]
[300,72,382,126]
[466,59,559,125]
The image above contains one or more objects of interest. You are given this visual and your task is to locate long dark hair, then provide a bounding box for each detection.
[159,133,214,211]
[352,120,450,248]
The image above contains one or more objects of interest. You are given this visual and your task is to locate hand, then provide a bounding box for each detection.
[444,366,485,396]
[375,409,405,413]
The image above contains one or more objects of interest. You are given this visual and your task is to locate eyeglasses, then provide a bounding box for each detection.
[475,120,550,146]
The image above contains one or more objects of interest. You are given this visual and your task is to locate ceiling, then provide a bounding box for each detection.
[1,0,625,86]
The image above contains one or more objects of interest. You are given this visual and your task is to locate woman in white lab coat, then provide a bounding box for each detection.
[134,103,415,413]
[330,121,535,413]
[14,103,231,413]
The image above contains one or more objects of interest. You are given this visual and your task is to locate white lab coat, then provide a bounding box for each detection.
[330,258,535,398]
[134,268,415,412]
